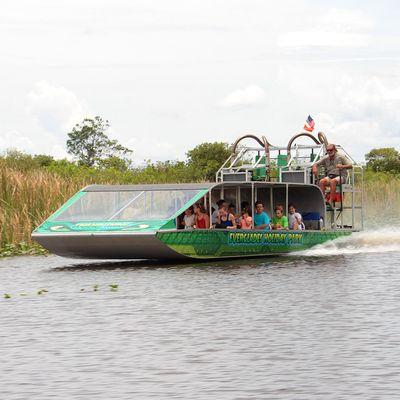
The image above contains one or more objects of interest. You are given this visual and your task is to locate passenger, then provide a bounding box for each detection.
[312,143,353,204]
[181,206,195,229]
[288,203,305,230]
[239,209,253,229]
[228,203,241,225]
[177,213,185,230]
[271,205,288,230]
[253,201,271,230]
[228,203,236,218]
[241,201,251,214]
[215,206,237,229]
[211,199,227,226]
[193,203,210,229]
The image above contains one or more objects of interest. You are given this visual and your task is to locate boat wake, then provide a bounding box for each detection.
[293,228,400,256]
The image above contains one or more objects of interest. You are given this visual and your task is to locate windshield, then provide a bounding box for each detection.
[52,189,205,222]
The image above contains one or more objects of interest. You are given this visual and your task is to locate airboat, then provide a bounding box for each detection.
[32,132,364,260]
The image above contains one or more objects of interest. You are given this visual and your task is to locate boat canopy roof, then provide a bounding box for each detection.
[83,183,215,192]
[83,181,315,191]
[35,185,214,234]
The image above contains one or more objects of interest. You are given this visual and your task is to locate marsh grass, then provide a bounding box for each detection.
[364,174,400,227]
[0,164,88,251]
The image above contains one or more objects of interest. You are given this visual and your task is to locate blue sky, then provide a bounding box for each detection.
[1,0,399,163]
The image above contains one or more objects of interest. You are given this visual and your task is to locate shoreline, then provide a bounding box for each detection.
[0,242,47,258]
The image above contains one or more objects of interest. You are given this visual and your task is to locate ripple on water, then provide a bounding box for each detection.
[1,248,400,399]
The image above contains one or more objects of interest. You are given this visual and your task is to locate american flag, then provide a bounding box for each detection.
[304,115,315,132]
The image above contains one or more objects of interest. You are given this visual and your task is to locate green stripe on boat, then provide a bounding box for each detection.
[156,229,352,258]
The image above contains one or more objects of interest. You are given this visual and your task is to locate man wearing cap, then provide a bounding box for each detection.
[312,144,353,203]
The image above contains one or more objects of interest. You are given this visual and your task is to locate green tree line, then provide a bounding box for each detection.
[365,147,400,174]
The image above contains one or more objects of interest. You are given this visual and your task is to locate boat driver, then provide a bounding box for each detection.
[312,144,352,202]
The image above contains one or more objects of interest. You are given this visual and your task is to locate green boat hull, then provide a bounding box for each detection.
[156,229,353,259]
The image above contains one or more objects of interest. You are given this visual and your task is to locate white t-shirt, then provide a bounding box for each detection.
[211,209,219,224]
[183,214,195,229]
[288,212,304,230]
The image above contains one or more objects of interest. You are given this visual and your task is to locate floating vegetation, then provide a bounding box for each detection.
[109,284,119,291]
[3,284,120,299]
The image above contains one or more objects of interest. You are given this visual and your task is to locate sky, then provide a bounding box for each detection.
[1,0,400,164]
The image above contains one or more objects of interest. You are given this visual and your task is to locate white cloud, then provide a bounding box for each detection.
[334,75,400,121]
[312,75,400,159]
[0,130,34,153]
[127,137,180,165]
[26,81,86,135]
[50,144,70,159]
[318,117,398,161]
[278,8,372,48]
[320,9,373,33]
[219,85,265,108]
[278,31,368,48]
[0,129,72,158]
[13,81,89,157]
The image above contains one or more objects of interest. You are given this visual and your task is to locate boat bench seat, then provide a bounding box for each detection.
[302,212,321,230]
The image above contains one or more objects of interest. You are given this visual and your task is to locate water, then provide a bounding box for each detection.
[1,230,400,399]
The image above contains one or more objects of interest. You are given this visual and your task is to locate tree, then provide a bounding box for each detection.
[2,149,39,171]
[33,154,54,167]
[66,116,133,167]
[186,142,231,181]
[98,156,132,172]
[365,147,400,173]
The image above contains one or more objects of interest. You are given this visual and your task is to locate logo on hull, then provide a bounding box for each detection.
[228,232,303,246]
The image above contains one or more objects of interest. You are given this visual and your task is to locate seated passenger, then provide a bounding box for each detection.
[228,203,238,223]
[211,199,227,226]
[239,209,253,229]
[215,206,237,229]
[241,201,250,212]
[228,203,242,225]
[288,203,305,230]
[182,206,195,230]
[271,205,288,230]
[193,203,210,229]
[177,213,185,230]
[253,201,271,230]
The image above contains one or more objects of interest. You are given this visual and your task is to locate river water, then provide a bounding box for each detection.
[1,229,400,399]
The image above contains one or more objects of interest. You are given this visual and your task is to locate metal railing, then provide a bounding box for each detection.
[215,134,364,231]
